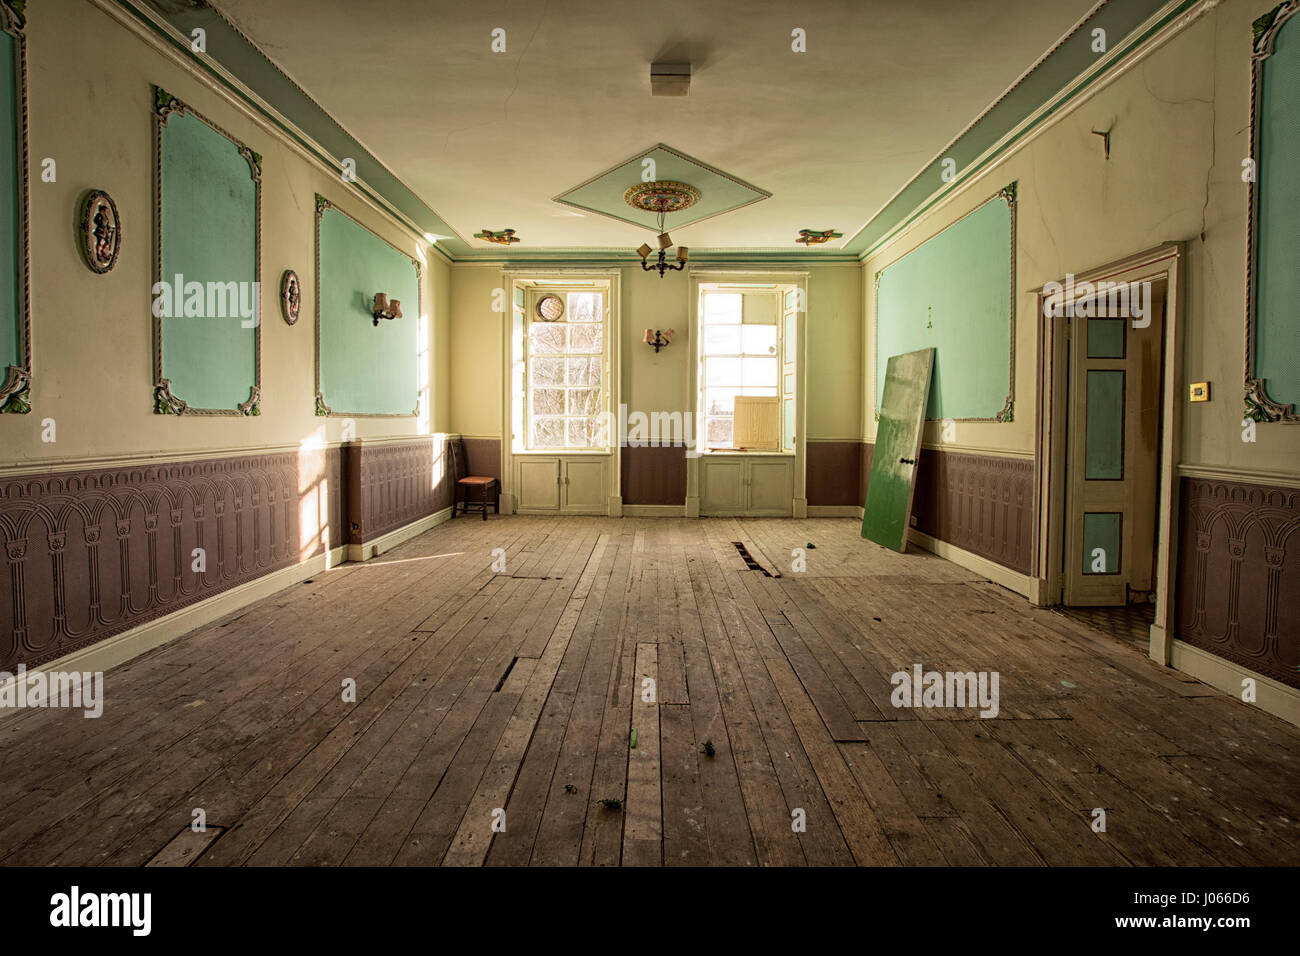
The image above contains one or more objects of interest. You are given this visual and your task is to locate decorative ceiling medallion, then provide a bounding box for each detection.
[280,269,302,325]
[553,144,768,233]
[536,294,564,321]
[796,228,842,245]
[623,181,701,215]
[475,228,520,245]
[78,189,121,274]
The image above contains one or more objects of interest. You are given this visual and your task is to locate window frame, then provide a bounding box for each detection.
[695,283,797,456]
[522,286,611,453]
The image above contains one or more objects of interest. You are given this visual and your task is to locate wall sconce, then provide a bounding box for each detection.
[643,328,675,353]
[636,237,689,277]
[373,292,402,326]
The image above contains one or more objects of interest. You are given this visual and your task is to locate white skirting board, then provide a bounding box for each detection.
[1169,639,1300,730]
[0,544,345,721]
[622,504,687,517]
[0,507,455,722]
[907,527,1041,603]
[345,506,454,561]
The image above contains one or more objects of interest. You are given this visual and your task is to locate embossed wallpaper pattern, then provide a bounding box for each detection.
[0,437,452,672]
[1175,477,1300,689]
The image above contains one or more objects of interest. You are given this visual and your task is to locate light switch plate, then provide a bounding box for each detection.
[1189,381,1210,402]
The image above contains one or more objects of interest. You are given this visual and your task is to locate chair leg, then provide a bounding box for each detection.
[480,486,488,520]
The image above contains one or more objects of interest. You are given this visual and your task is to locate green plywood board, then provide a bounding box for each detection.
[317,205,419,416]
[158,109,258,412]
[0,31,18,374]
[1255,11,1300,408]
[862,348,934,553]
[875,192,1012,420]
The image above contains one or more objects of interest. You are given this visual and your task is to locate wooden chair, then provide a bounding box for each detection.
[449,437,499,520]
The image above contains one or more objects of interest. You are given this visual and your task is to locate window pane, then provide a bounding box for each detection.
[742,325,777,355]
[704,292,741,324]
[568,324,603,354]
[530,417,565,448]
[704,356,742,387]
[703,325,741,355]
[567,357,601,386]
[531,387,564,416]
[742,295,777,324]
[566,418,597,448]
[529,324,565,354]
[566,387,600,417]
[705,387,739,415]
[706,417,733,446]
[567,292,601,323]
[742,357,778,388]
[532,357,565,387]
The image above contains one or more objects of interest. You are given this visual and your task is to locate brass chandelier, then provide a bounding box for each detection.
[624,181,698,277]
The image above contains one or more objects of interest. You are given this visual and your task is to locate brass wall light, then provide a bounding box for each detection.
[643,328,675,352]
[373,292,402,326]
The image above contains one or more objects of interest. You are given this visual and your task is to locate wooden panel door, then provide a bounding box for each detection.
[862,348,934,552]
[1064,286,1165,605]
[516,458,560,512]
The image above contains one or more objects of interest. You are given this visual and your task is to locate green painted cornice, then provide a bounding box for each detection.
[121,0,465,254]
[117,0,1199,267]
[848,0,1201,260]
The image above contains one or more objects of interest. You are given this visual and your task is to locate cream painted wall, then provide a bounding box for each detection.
[448,262,861,444]
[449,265,504,439]
[0,0,449,472]
[863,0,1300,481]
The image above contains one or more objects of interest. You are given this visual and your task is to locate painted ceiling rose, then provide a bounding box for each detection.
[623,180,701,214]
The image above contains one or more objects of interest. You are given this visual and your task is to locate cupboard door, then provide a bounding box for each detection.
[516,458,560,511]
[747,459,792,515]
[562,458,606,513]
[700,458,746,515]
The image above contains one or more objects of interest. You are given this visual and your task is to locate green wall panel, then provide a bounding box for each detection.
[0,30,19,384]
[317,203,419,416]
[1254,12,1300,409]
[157,106,259,413]
[875,190,1013,420]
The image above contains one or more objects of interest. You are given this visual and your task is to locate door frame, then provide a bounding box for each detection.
[498,268,623,516]
[1034,242,1186,665]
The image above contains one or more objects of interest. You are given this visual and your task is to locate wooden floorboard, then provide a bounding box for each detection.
[3,515,1299,867]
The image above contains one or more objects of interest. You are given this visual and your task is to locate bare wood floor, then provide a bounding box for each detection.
[3,516,1299,867]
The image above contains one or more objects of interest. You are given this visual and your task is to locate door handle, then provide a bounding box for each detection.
[899,457,916,465]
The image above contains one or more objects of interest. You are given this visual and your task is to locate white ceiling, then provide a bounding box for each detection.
[215,0,1098,250]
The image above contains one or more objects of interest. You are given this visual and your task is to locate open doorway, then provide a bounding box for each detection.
[1036,244,1186,663]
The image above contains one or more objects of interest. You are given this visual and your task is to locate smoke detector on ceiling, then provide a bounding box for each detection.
[650,62,690,97]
